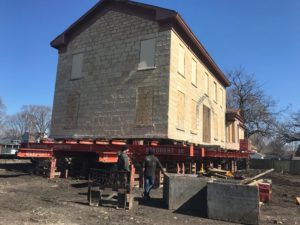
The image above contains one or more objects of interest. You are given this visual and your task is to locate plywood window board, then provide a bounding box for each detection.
[191,99,197,132]
[71,53,83,80]
[203,105,211,143]
[136,86,153,125]
[213,112,218,140]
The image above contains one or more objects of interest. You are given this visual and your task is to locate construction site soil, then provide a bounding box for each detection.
[0,160,299,225]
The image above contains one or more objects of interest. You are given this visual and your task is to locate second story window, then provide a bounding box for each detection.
[191,58,197,86]
[138,38,156,70]
[71,53,83,80]
[204,72,209,95]
[214,81,218,102]
[220,88,224,107]
[178,44,185,76]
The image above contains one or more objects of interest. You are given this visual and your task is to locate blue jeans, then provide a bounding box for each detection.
[144,176,155,197]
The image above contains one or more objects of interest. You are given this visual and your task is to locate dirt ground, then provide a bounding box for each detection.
[0,160,299,225]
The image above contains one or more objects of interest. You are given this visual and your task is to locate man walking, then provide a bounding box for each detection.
[117,145,130,172]
[116,145,130,208]
[142,149,165,200]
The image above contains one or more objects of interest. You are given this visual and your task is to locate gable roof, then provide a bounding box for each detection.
[50,0,230,87]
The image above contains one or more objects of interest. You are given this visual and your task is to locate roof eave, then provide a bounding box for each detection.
[50,0,230,87]
[174,14,230,87]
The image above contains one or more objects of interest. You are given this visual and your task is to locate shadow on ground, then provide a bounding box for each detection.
[135,197,167,209]
[71,182,89,188]
[0,173,31,178]
[0,161,34,173]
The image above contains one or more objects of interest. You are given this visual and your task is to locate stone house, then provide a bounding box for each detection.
[50,0,230,147]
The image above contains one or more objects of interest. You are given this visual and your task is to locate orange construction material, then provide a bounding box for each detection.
[258,182,272,203]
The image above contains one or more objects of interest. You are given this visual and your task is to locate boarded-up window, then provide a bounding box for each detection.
[226,123,236,143]
[138,38,156,69]
[178,44,185,76]
[231,123,236,143]
[203,105,211,143]
[204,73,209,95]
[214,82,218,102]
[136,86,153,125]
[191,58,197,86]
[177,91,185,129]
[226,123,230,143]
[71,53,83,80]
[220,115,224,141]
[64,93,80,129]
[214,112,218,140]
[239,126,244,140]
[191,100,197,131]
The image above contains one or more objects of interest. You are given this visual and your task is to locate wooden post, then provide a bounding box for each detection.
[181,162,185,175]
[177,163,180,174]
[130,164,135,191]
[49,157,57,179]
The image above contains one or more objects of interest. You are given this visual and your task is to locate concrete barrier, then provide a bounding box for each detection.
[207,181,259,225]
[163,174,208,216]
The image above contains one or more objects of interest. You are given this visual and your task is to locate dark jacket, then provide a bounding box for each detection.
[117,151,130,172]
[142,155,164,177]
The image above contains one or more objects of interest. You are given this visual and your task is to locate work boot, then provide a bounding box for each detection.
[142,193,151,200]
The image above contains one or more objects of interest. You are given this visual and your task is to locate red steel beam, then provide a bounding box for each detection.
[204,150,249,159]
[18,142,250,161]
[17,148,53,158]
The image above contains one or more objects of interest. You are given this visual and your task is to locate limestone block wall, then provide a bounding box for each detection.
[168,30,226,147]
[51,10,171,139]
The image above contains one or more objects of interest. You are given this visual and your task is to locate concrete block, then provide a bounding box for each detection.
[163,174,208,216]
[207,181,259,225]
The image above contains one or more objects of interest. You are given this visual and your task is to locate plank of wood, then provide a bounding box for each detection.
[241,169,274,185]
[248,179,264,186]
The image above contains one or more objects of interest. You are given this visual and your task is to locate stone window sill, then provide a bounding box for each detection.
[176,127,185,132]
[137,66,156,71]
[190,130,198,135]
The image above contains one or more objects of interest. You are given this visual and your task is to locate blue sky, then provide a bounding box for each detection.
[0,0,299,115]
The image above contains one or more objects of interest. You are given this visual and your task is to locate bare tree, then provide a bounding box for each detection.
[0,97,6,137]
[277,111,300,143]
[227,68,276,138]
[22,105,52,138]
[5,112,33,139]
[4,105,52,140]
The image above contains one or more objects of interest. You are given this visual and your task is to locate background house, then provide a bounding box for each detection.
[0,137,20,155]
[225,109,245,150]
